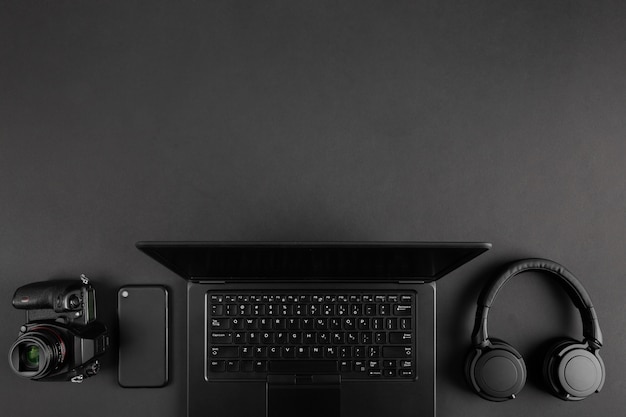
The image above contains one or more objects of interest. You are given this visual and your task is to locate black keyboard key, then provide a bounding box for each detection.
[389,332,412,344]
[323,304,335,316]
[211,346,239,358]
[379,304,391,316]
[248,332,259,344]
[252,305,265,316]
[318,332,331,344]
[211,318,230,330]
[315,318,328,330]
[282,346,295,358]
[394,304,412,316]
[268,360,338,373]
[296,347,310,358]
[226,304,238,316]
[382,346,412,358]
[368,346,380,358]
[353,360,367,373]
[311,347,323,358]
[227,360,239,372]
[344,318,356,330]
[211,332,233,344]
[268,346,281,358]
[340,346,351,358]
[210,360,225,372]
[254,360,267,372]
[353,346,365,358]
[337,304,348,316]
[364,304,376,316]
[289,332,302,344]
[325,347,338,358]
[367,360,381,369]
[383,360,396,368]
[350,304,363,316]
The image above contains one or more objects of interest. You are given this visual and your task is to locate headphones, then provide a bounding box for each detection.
[465,258,605,402]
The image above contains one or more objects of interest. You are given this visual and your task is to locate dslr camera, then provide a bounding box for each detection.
[8,275,109,382]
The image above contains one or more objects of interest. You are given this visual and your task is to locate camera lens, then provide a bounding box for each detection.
[20,344,40,370]
[8,326,67,380]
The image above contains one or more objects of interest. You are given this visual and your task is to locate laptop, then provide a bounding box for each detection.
[137,241,490,417]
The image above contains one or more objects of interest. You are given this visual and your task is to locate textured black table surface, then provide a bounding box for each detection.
[1,2,625,416]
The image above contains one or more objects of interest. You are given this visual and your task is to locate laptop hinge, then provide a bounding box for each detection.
[192,279,226,284]
[193,278,427,284]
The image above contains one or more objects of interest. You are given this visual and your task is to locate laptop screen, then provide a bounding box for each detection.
[136,242,490,281]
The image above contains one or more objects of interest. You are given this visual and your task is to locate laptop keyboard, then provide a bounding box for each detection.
[207,291,416,380]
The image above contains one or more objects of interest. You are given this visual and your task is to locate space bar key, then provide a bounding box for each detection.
[269,360,338,373]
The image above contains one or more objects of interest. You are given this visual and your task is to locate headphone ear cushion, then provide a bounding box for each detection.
[466,339,527,401]
[543,338,605,401]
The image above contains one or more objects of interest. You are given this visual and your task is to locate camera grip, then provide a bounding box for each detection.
[12,280,81,311]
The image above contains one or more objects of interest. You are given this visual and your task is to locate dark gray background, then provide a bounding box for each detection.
[1,1,625,416]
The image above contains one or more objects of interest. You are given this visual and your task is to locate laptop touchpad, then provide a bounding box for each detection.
[267,375,341,417]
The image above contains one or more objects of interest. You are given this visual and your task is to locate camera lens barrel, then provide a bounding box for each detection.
[8,326,67,380]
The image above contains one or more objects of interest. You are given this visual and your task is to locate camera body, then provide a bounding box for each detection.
[9,277,109,382]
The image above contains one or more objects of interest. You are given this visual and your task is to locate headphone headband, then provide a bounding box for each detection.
[471,258,603,348]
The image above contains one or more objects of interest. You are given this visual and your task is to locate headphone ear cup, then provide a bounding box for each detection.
[466,339,527,401]
[543,338,605,401]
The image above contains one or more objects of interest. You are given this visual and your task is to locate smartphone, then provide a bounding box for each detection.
[117,285,169,387]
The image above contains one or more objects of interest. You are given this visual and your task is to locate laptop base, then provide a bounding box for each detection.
[188,281,436,417]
